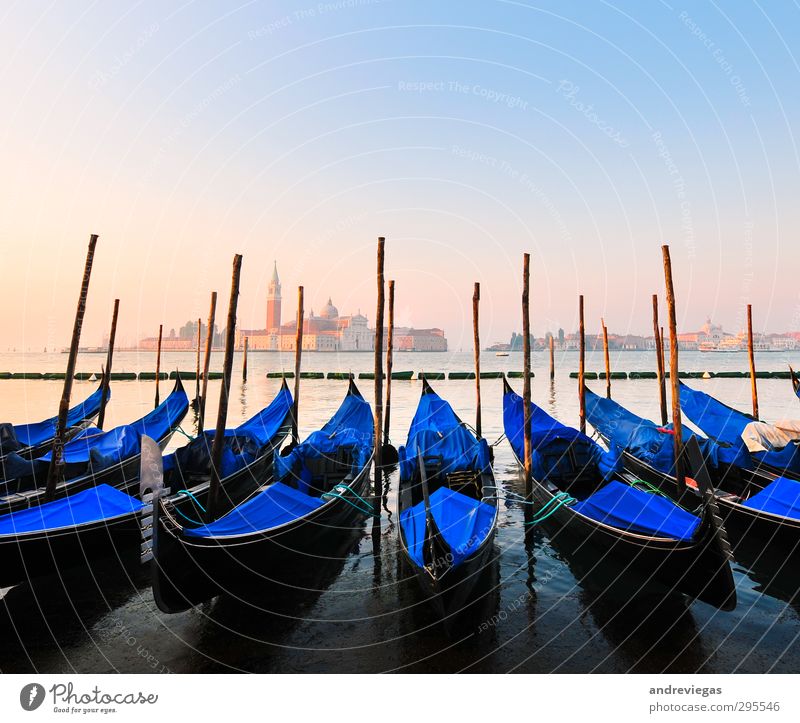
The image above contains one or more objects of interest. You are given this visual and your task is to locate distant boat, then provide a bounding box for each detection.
[495,352,509,357]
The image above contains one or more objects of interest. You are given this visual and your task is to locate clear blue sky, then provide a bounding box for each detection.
[1,0,798,350]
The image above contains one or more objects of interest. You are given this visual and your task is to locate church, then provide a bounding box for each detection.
[236,263,374,351]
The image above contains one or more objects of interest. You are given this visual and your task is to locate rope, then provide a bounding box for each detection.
[629,478,671,499]
[321,483,375,516]
[524,491,576,526]
[490,432,507,447]
[173,489,207,526]
[175,425,196,442]
[176,489,206,512]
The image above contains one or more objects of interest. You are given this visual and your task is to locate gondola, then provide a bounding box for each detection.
[585,388,800,552]
[678,381,800,479]
[0,383,294,589]
[152,379,374,614]
[503,378,736,611]
[791,365,800,400]
[0,384,107,466]
[397,378,498,616]
[0,378,189,515]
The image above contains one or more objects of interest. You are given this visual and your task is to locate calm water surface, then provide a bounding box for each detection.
[1,350,799,673]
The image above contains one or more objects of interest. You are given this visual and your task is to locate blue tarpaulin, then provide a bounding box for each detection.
[741,476,800,520]
[184,482,324,538]
[0,385,106,454]
[503,385,621,482]
[398,389,490,481]
[585,389,720,474]
[1,383,188,482]
[163,384,292,479]
[0,484,144,535]
[274,387,373,486]
[571,480,701,540]
[400,486,496,567]
[680,382,800,475]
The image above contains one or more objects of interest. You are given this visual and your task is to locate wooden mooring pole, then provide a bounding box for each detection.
[373,237,385,496]
[473,282,482,438]
[154,323,163,408]
[747,304,759,419]
[522,253,533,499]
[97,298,119,430]
[662,245,686,493]
[199,291,217,434]
[653,294,668,426]
[243,336,249,382]
[292,286,304,446]
[45,234,98,501]
[601,317,611,399]
[207,254,242,519]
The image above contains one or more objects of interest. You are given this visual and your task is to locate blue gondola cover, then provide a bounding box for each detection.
[741,476,800,520]
[274,389,373,485]
[398,390,490,481]
[184,481,324,537]
[679,382,800,475]
[1,385,107,454]
[163,385,292,479]
[584,389,720,474]
[571,480,701,540]
[0,484,144,535]
[503,386,621,481]
[400,487,496,567]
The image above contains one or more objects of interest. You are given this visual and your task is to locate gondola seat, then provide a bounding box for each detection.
[400,487,495,567]
[570,481,701,541]
[741,476,800,520]
[183,482,325,538]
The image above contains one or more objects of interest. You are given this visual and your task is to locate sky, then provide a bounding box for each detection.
[1,0,799,351]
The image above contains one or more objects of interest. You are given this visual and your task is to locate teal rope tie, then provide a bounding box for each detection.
[175,425,196,442]
[525,491,576,526]
[174,489,206,526]
[629,478,670,499]
[321,483,375,516]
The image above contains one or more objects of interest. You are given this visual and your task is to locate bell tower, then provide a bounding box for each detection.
[267,261,281,331]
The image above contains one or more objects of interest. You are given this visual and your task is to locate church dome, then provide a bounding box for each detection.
[320,297,339,319]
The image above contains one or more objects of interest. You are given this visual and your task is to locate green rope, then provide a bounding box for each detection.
[175,425,196,442]
[321,483,375,516]
[630,478,671,499]
[525,491,576,525]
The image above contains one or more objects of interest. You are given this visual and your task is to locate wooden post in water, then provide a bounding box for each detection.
[292,286,304,446]
[45,234,98,501]
[207,254,243,520]
[97,298,119,430]
[662,245,686,493]
[601,317,611,399]
[747,304,759,419]
[473,282,482,437]
[522,254,533,498]
[653,294,668,426]
[195,317,201,404]
[578,295,586,434]
[373,237,385,488]
[383,279,395,446]
[549,334,555,380]
[154,324,163,408]
[243,336,249,382]
[199,292,217,434]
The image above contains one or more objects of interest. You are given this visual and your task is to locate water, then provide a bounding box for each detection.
[0,350,799,673]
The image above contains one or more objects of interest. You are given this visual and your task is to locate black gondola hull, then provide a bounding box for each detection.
[152,462,373,614]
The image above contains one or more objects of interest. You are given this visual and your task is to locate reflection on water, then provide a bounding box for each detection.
[0,350,799,672]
